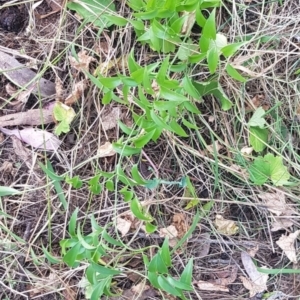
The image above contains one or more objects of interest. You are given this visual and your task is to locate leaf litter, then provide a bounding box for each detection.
[276,230,300,263]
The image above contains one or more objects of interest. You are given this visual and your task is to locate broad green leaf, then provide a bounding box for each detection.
[105,180,114,191]
[195,6,206,27]
[116,165,136,186]
[157,275,181,296]
[167,276,193,291]
[98,77,122,89]
[177,42,199,61]
[53,102,76,135]
[207,46,219,74]
[63,242,82,267]
[202,9,216,39]
[226,64,247,82]
[39,160,67,209]
[67,0,116,30]
[248,107,266,128]
[160,239,171,267]
[180,258,193,286]
[182,77,200,99]
[160,86,189,102]
[0,186,21,196]
[188,52,206,63]
[182,118,199,130]
[148,271,160,289]
[183,101,201,114]
[169,120,188,137]
[145,222,157,233]
[131,164,146,184]
[65,175,83,189]
[148,253,168,273]
[102,230,123,246]
[104,14,127,26]
[249,126,268,152]
[113,143,141,156]
[221,41,248,57]
[91,262,121,276]
[69,208,79,237]
[130,197,153,221]
[90,280,107,300]
[120,186,134,202]
[42,246,61,264]
[249,154,290,186]
[77,224,97,250]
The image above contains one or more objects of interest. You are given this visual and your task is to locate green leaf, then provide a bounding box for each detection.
[67,0,116,30]
[148,271,160,289]
[133,130,155,148]
[157,275,182,296]
[202,9,216,39]
[91,262,121,276]
[69,208,79,237]
[65,175,83,189]
[42,246,61,264]
[145,222,157,233]
[130,197,153,221]
[160,239,171,267]
[39,160,67,210]
[131,164,146,185]
[249,154,290,186]
[104,14,127,26]
[90,280,107,300]
[0,186,21,196]
[113,143,141,156]
[102,230,123,246]
[160,86,189,102]
[169,120,188,137]
[249,126,268,152]
[105,180,114,191]
[182,77,200,99]
[221,41,248,57]
[177,42,199,61]
[120,186,134,202]
[167,276,193,291]
[77,224,97,250]
[148,253,168,273]
[207,46,219,74]
[53,101,76,136]
[180,258,193,286]
[63,242,82,267]
[98,77,122,89]
[248,107,267,128]
[226,64,247,82]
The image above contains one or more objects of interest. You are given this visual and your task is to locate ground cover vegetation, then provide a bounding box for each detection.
[0,0,300,299]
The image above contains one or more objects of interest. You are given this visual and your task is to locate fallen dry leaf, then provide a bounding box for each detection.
[116,215,133,237]
[181,11,196,34]
[196,281,229,292]
[276,230,300,263]
[0,109,54,127]
[206,141,223,154]
[65,80,88,106]
[12,136,33,169]
[240,252,268,296]
[69,50,95,73]
[5,83,34,106]
[240,276,265,298]
[258,190,295,231]
[271,218,294,232]
[101,107,122,131]
[159,225,178,247]
[97,142,116,158]
[172,213,189,238]
[241,146,253,156]
[215,215,239,236]
[0,50,56,97]
[0,127,61,151]
[96,54,129,75]
[257,190,292,216]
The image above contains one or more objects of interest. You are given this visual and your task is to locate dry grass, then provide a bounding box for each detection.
[1,0,300,299]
